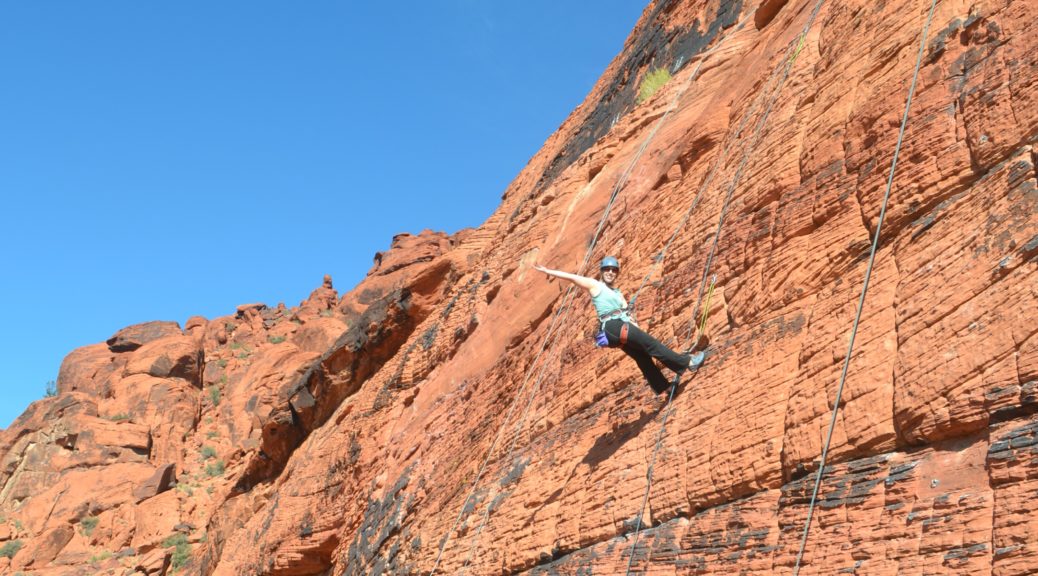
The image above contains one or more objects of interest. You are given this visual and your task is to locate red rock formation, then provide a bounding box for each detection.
[2,0,1037,574]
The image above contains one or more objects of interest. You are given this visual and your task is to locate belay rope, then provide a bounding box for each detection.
[454,44,751,574]
[450,17,799,570]
[623,0,830,571]
[432,31,725,576]
[432,0,935,568]
[430,0,941,571]
[792,0,938,572]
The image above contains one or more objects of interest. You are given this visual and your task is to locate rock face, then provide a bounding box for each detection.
[2,0,1037,574]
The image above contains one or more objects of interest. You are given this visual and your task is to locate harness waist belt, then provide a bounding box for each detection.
[598,308,628,323]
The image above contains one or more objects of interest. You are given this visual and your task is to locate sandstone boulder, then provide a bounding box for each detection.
[15,462,156,534]
[133,463,177,502]
[87,417,151,453]
[106,321,182,353]
[288,316,348,354]
[20,524,74,568]
[184,315,207,336]
[235,302,267,321]
[368,230,451,278]
[124,335,203,385]
[55,343,113,395]
[138,547,170,575]
[131,490,181,551]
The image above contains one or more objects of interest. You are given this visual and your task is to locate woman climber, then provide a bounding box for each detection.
[533,256,706,395]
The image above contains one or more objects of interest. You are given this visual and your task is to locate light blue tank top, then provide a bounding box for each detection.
[590,281,630,323]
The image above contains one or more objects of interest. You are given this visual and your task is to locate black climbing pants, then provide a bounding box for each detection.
[603,319,690,394]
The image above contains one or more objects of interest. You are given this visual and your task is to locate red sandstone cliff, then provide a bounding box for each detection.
[2,0,1037,574]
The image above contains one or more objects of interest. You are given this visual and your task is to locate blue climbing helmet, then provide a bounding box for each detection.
[599,256,620,271]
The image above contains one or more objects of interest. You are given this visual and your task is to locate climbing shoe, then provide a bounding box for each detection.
[688,351,706,370]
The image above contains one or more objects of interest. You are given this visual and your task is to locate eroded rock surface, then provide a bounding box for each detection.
[2,0,1036,574]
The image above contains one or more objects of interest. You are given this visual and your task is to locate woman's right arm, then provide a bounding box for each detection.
[533,264,600,295]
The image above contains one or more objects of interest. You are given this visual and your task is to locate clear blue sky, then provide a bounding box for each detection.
[0,2,646,428]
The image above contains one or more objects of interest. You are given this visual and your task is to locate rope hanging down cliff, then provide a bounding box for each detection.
[452,12,820,568]
[792,0,938,573]
[454,41,760,573]
[431,37,724,575]
[622,0,830,571]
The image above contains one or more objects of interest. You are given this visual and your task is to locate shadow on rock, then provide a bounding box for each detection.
[580,405,663,469]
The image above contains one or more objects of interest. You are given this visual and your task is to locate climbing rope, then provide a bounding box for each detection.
[625,3,811,335]
[452,35,738,575]
[623,0,830,571]
[433,38,718,575]
[792,0,938,573]
[698,276,717,336]
[435,75,641,571]
[622,378,681,575]
[429,296,570,574]
[685,0,827,344]
[627,20,760,310]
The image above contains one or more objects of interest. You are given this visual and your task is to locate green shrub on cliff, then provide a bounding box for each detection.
[0,539,23,558]
[89,550,112,563]
[80,515,99,536]
[637,67,672,103]
[205,460,225,477]
[162,533,190,571]
[172,545,190,571]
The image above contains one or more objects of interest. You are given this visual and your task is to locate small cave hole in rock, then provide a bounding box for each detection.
[755,0,790,30]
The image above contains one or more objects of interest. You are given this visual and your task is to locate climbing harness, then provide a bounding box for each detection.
[792,0,938,573]
[624,0,830,571]
[594,321,631,348]
[595,306,632,348]
[598,307,630,324]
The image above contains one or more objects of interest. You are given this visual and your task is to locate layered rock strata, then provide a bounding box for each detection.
[1,0,1036,574]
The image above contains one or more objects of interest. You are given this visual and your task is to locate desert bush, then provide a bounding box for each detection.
[637,67,672,103]
[0,540,23,558]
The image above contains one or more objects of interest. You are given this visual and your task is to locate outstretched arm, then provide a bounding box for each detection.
[533,264,601,296]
